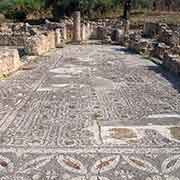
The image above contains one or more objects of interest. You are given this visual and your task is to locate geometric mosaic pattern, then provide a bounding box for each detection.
[0,45,180,179]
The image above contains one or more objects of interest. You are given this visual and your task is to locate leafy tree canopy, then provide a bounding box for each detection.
[1,0,175,20]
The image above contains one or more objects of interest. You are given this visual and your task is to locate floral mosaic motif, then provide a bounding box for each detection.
[146,175,179,180]
[2,154,119,179]
[123,155,180,180]
[0,155,14,174]
[0,153,180,180]
[122,155,159,173]
[57,155,87,174]
[161,155,180,174]
[91,155,120,174]
[59,155,120,180]
[0,175,31,180]
[18,155,54,173]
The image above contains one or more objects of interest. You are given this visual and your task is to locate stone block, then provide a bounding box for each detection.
[97,26,106,40]
[102,36,112,44]
[163,53,180,75]
[143,22,159,38]
[151,43,170,59]
[158,26,179,47]
[172,46,180,55]
[55,29,65,48]
[111,29,123,42]
[0,33,29,46]
[25,31,56,56]
[0,48,21,76]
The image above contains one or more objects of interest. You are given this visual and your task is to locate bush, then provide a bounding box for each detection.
[0,0,45,20]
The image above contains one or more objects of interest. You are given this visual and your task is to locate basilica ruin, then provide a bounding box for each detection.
[0,12,179,77]
[0,3,180,179]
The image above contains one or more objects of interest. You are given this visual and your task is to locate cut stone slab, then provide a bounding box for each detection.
[0,47,21,76]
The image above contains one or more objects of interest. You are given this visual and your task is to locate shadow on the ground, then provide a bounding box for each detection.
[112,47,135,54]
[148,65,180,93]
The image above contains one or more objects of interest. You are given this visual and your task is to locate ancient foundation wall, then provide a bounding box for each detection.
[0,33,30,46]
[25,31,56,56]
[128,22,180,76]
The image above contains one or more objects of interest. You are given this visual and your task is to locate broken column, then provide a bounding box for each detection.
[123,19,130,35]
[63,24,67,41]
[73,11,81,42]
[81,23,86,41]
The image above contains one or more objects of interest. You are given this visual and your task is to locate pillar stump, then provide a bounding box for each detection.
[123,19,130,36]
[73,11,81,43]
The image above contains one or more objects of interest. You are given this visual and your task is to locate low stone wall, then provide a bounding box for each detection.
[25,31,56,56]
[0,33,30,46]
[0,22,65,55]
[150,43,170,59]
[143,22,180,46]
[163,53,180,75]
[158,24,179,47]
[0,23,31,47]
[128,22,180,76]
[0,48,21,76]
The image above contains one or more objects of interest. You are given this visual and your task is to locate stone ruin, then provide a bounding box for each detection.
[0,15,180,77]
[128,22,180,75]
[0,18,97,77]
[0,47,20,77]
[93,18,180,76]
[0,15,131,77]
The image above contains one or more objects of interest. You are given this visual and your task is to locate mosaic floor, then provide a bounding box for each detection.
[0,45,180,179]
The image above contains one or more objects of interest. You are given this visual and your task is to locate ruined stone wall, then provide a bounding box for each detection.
[0,33,30,46]
[0,48,21,76]
[0,23,31,47]
[0,20,98,58]
[0,21,66,56]
[25,31,56,56]
[127,22,180,75]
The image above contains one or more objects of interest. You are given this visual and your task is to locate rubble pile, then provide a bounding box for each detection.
[0,19,98,76]
[128,22,180,75]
